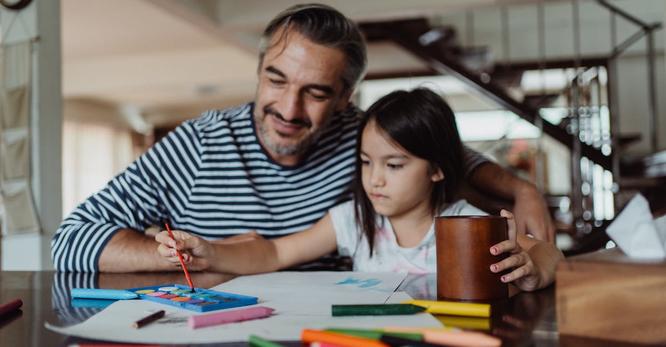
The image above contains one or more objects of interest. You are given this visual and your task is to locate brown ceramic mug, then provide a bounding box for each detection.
[435,215,509,301]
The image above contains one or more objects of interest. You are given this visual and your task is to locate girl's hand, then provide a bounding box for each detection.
[489,210,542,291]
[155,229,214,271]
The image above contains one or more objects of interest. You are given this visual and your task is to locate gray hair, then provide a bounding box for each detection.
[258,3,367,91]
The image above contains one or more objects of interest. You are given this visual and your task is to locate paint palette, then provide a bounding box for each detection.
[128,284,258,312]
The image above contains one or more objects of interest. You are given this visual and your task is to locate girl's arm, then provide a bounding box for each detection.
[516,233,564,290]
[155,214,338,274]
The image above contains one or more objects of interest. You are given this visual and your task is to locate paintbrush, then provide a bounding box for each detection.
[165,222,195,292]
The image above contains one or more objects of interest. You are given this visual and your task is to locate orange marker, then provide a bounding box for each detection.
[301,329,388,347]
[165,223,195,292]
[424,330,500,347]
[384,327,500,347]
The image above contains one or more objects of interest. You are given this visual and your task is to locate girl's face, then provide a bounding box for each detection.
[360,120,444,219]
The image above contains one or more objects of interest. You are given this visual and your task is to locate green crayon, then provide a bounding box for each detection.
[331,304,426,316]
[248,334,286,347]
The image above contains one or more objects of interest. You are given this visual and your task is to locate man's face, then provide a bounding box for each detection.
[254,29,351,166]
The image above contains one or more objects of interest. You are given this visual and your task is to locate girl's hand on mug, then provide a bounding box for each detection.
[489,210,542,291]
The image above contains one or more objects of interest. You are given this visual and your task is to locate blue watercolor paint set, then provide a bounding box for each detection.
[127,284,258,312]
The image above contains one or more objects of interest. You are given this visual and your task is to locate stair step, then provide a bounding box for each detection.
[644,150,666,178]
[618,133,642,149]
[523,93,561,109]
[621,148,665,178]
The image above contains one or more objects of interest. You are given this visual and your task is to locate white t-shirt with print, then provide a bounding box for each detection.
[330,199,486,274]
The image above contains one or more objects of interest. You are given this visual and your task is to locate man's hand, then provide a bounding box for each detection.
[513,184,555,243]
[467,161,555,243]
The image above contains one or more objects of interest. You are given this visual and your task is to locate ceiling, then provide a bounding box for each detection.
[61,0,531,127]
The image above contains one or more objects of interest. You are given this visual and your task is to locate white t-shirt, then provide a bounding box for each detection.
[330,200,486,274]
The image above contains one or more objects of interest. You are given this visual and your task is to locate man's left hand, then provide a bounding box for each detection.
[513,184,555,243]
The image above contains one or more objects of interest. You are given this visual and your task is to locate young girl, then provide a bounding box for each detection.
[156,88,562,292]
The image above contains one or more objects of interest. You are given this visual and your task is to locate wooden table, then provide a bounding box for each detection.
[0,270,609,346]
[557,248,666,345]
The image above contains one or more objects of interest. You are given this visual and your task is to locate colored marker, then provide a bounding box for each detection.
[437,315,491,331]
[302,329,388,347]
[384,327,501,347]
[165,222,195,292]
[132,310,165,329]
[0,298,22,318]
[325,328,421,341]
[70,298,115,309]
[248,334,287,347]
[424,330,500,347]
[188,306,274,329]
[71,288,138,300]
[331,304,425,316]
[404,299,491,317]
[380,335,440,347]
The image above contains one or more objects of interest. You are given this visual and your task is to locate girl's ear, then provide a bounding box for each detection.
[430,167,445,182]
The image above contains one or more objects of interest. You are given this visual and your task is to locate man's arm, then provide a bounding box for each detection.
[469,160,555,243]
[52,121,203,272]
[98,229,177,272]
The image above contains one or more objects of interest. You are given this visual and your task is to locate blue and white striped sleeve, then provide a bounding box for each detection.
[51,121,202,272]
[462,145,490,176]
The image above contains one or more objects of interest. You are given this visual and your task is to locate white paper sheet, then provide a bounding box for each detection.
[45,272,442,344]
[213,271,405,315]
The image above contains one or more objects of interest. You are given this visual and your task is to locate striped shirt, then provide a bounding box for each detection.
[52,102,487,272]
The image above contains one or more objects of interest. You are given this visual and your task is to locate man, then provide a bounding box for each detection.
[52,4,554,272]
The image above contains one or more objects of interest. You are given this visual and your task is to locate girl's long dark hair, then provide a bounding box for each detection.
[353,88,465,256]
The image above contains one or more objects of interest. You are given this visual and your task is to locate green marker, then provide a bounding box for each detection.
[326,328,422,341]
[248,334,286,347]
[331,304,426,316]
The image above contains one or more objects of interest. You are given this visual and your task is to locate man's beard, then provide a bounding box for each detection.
[255,106,325,157]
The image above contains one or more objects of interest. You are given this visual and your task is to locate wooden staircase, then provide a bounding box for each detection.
[358,2,664,253]
[360,18,611,170]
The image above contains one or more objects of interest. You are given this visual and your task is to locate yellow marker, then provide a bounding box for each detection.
[437,315,491,331]
[403,299,491,317]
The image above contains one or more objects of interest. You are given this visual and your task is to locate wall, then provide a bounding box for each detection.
[61,99,137,216]
[1,0,62,270]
